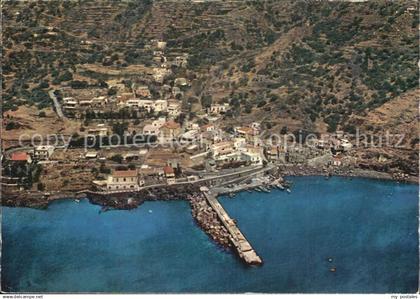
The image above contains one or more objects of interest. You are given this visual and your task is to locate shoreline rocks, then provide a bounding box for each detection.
[188,193,231,249]
[1,168,417,209]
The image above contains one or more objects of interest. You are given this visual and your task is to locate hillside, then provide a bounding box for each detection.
[2,0,418,146]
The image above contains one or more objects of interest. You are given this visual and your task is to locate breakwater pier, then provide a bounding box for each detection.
[203,190,263,266]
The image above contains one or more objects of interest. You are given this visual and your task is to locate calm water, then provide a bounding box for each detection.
[2,177,418,293]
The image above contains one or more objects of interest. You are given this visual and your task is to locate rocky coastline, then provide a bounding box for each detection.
[279,165,418,184]
[188,192,231,249]
[1,166,417,210]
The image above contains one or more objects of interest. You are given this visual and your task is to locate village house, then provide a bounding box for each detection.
[208,103,229,115]
[160,84,172,99]
[251,122,261,134]
[79,99,93,108]
[266,146,286,163]
[150,39,167,50]
[201,130,222,149]
[85,151,98,160]
[331,138,353,153]
[110,83,127,92]
[143,124,160,135]
[210,141,242,163]
[124,99,140,108]
[167,159,180,172]
[332,156,342,166]
[186,121,200,130]
[180,130,200,145]
[233,137,247,150]
[159,120,181,143]
[138,99,155,111]
[210,141,234,157]
[174,77,188,87]
[340,139,353,151]
[33,145,55,161]
[167,100,181,118]
[173,55,188,67]
[92,96,107,107]
[10,152,32,164]
[153,99,168,112]
[201,124,215,132]
[171,87,183,98]
[235,126,258,143]
[152,116,167,128]
[117,93,134,106]
[87,124,108,136]
[101,169,143,191]
[7,152,32,178]
[163,165,176,184]
[62,97,78,111]
[315,138,329,149]
[133,84,151,98]
[240,146,263,166]
[153,67,171,84]
[122,152,140,162]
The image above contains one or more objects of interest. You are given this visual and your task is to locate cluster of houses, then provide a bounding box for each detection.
[62,38,189,119]
[62,85,183,119]
[93,162,183,191]
[8,145,55,166]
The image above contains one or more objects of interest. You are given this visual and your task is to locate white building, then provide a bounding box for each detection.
[62,97,77,110]
[34,145,55,161]
[208,103,229,114]
[103,170,143,191]
[143,124,160,135]
[180,130,200,144]
[153,99,168,112]
[167,100,181,118]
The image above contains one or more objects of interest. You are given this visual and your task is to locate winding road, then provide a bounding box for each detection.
[48,90,65,119]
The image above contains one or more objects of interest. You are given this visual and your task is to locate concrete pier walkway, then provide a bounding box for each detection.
[203,191,263,266]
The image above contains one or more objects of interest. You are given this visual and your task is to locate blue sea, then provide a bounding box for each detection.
[2,177,418,293]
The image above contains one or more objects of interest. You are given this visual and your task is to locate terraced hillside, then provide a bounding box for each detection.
[2,0,419,145]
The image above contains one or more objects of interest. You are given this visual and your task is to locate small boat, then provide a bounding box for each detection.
[246,189,252,193]
[99,207,109,214]
[261,187,270,193]
[327,257,333,262]
[286,188,291,193]
[255,187,262,192]
[148,209,153,213]
[330,267,336,272]
[74,199,80,203]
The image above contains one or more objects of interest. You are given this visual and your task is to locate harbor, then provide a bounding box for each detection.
[203,191,263,265]
[4,176,418,293]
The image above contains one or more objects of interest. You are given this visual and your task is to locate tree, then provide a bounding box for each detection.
[70,80,88,89]
[108,87,117,96]
[110,154,123,164]
[112,122,128,137]
[200,94,213,108]
[37,182,45,191]
[280,126,288,135]
[59,71,73,82]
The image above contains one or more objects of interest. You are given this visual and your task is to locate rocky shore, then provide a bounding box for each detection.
[87,184,202,210]
[1,190,86,209]
[279,165,418,184]
[2,166,417,209]
[188,193,231,249]
[1,184,202,209]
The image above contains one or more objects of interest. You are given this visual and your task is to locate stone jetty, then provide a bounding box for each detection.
[189,193,231,248]
[200,191,263,265]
